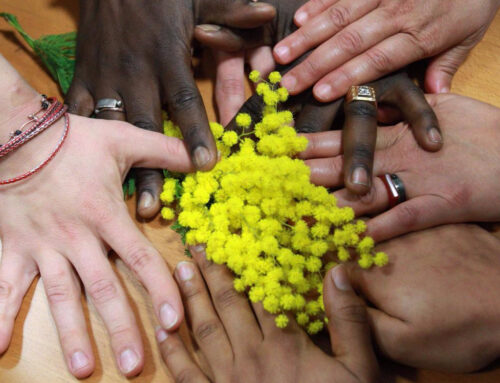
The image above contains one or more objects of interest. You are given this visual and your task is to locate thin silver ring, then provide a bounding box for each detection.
[94,98,125,115]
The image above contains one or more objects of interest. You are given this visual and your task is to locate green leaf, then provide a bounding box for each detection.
[1,12,76,94]
[171,220,189,245]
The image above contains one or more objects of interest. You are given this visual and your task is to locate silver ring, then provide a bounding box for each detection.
[94,98,125,115]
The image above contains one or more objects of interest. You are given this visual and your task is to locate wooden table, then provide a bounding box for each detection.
[0,1,499,382]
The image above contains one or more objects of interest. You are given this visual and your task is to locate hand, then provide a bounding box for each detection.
[300,93,500,241]
[224,71,440,196]
[156,246,379,383]
[195,3,443,195]
[274,0,500,100]
[66,0,276,218]
[348,224,500,372]
[0,55,192,378]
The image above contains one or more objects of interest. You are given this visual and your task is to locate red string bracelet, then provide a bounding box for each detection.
[0,112,70,185]
[0,100,65,158]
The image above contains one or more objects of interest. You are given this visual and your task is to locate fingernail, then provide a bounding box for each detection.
[281,74,297,91]
[295,11,308,25]
[428,127,442,144]
[351,167,369,186]
[439,86,450,93]
[160,303,178,330]
[197,24,221,33]
[71,351,89,371]
[249,2,273,8]
[192,244,205,253]
[331,265,352,292]
[119,348,139,374]
[315,84,332,100]
[274,45,290,60]
[176,261,194,281]
[193,146,211,169]
[155,326,168,343]
[138,192,154,209]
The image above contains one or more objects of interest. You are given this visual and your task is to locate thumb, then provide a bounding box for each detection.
[425,44,471,94]
[324,265,378,380]
[109,122,194,173]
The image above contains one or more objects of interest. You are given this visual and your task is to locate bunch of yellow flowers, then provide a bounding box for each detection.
[161,71,388,334]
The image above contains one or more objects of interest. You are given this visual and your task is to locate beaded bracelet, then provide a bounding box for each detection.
[0,96,70,185]
[0,98,65,158]
[0,113,70,185]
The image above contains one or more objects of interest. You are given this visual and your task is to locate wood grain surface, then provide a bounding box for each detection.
[0,1,499,382]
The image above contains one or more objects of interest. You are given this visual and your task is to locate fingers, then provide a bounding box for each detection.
[38,252,94,378]
[156,329,209,383]
[298,130,342,159]
[275,0,380,68]
[312,33,423,101]
[121,83,165,219]
[65,79,94,116]
[247,46,275,79]
[173,260,233,377]
[380,75,442,152]
[366,308,412,363]
[0,249,38,354]
[70,239,143,377]
[108,121,193,173]
[294,0,339,26]
[425,44,471,94]
[199,1,276,29]
[366,194,453,242]
[332,176,389,216]
[162,48,217,171]
[98,209,183,332]
[195,25,268,53]
[342,100,377,195]
[305,156,344,188]
[324,265,378,381]
[214,51,246,126]
[295,97,343,133]
[190,246,262,348]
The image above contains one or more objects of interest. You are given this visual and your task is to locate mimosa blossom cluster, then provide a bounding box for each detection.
[161,71,388,333]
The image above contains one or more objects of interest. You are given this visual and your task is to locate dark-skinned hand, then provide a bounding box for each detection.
[66,0,276,218]
[194,0,442,196]
[156,246,380,383]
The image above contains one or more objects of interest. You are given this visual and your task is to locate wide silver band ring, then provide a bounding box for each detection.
[94,98,125,115]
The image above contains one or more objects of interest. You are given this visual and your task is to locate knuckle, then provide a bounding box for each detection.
[194,320,222,342]
[125,246,160,274]
[329,156,343,176]
[326,5,351,29]
[0,280,13,302]
[346,102,377,119]
[171,87,202,112]
[218,77,245,96]
[352,144,374,164]
[45,276,75,304]
[132,118,160,133]
[175,368,202,383]
[108,323,136,340]
[180,280,203,301]
[333,302,368,324]
[337,30,364,53]
[366,48,392,74]
[87,278,118,304]
[395,203,419,229]
[302,58,320,79]
[214,287,240,310]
